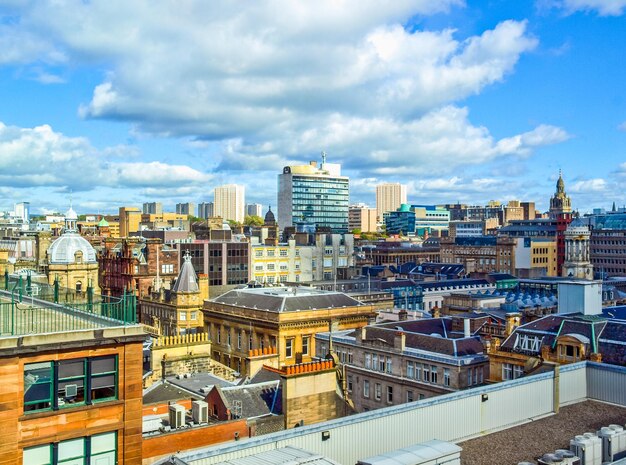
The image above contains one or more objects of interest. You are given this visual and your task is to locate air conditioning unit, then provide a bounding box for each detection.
[571,435,590,465]
[597,425,626,462]
[538,453,563,464]
[192,400,208,424]
[582,433,602,465]
[168,403,186,429]
[571,434,601,465]
[554,449,581,465]
[64,384,78,398]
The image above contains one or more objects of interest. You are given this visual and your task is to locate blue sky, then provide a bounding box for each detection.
[0,0,625,215]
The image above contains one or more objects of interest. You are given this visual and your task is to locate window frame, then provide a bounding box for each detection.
[285,338,294,358]
[23,355,118,414]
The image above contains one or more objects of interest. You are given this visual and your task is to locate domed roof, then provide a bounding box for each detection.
[48,232,97,264]
[264,206,276,225]
[97,217,109,227]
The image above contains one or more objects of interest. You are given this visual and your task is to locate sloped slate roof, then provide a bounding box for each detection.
[219,381,282,417]
[363,319,484,357]
[172,254,199,293]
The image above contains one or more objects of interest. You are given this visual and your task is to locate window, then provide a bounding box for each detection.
[468,368,473,386]
[179,312,187,321]
[190,311,197,321]
[285,338,294,358]
[407,390,414,402]
[372,354,378,369]
[24,362,52,412]
[347,375,353,392]
[237,331,242,349]
[23,431,117,465]
[161,264,174,274]
[217,326,221,344]
[423,364,430,383]
[379,355,385,372]
[279,249,288,257]
[430,365,438,384]
[374,383,382,401]
[415,363,421,381]
[248,332,253,349]
[24,356,117,414]
[406,361,414,379]
[255,249,263,257]
[267,250,275,257]
[363,380,370,398]
[386,357,392,374]
[503,363,523,380]
[443,368,450,387]
[365,353,371,369]
[226,328,231,346]
[387,385,393,403]
[302,336,310,356]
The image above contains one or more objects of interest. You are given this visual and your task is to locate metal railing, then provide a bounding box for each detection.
[1,270,136,336]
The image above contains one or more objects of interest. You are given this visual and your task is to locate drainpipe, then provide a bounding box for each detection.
[553,364,560,414]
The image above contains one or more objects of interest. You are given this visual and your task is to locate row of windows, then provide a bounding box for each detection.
[24,356,117,413]
[406,362,449,386]
[254,263,299,271]
[285,336,310,358]
[23,432,117,465]
[214,326,278,352]
[364,353,392,374]
[363,380,394,403]
[178,311,198,322]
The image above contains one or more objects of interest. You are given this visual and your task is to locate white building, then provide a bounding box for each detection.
[214,184,245,223]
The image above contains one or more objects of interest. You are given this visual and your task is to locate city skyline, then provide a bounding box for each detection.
[1,1,625,214]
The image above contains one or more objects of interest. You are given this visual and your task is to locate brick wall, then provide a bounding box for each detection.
[142,420,248,465]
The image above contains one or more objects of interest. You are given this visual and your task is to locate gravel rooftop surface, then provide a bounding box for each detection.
[460,401,626,465]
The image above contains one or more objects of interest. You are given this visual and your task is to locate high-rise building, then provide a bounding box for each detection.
[176,202,196,216]
[143,202,163,215]
[119,206,141,237]
[376,183,407,221]
[278,154,349,233]
[246,203,263,218]
[13,202,30,223]
[348,204,377,233]
[214,184,245,223]
[198,202,214,219]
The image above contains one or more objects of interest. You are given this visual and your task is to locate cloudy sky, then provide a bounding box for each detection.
[1,0,625,215]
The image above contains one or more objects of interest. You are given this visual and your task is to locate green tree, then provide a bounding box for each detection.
[227,219,243,228]
[244,215,264,226]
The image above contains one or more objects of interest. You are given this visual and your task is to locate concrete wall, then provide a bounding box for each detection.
[173,361,626,465]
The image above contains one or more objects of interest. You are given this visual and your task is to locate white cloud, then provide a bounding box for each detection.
[553,0,626,16]
[570,178,608,192]
[0,122,212,192]
[1,3,555,176]
[220,106,569,178]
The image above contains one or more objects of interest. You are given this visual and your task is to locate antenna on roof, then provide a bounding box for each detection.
[321,150,327,165]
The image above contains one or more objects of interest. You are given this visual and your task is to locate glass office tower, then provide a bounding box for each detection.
[278,158,349,233]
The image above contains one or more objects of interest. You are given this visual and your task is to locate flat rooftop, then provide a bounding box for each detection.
[460,400,626,465]
[211,287,364,312]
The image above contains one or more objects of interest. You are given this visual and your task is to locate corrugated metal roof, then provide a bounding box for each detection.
[357,439,461,465]
[213,446,341,465]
